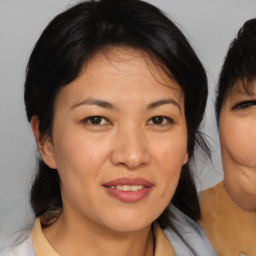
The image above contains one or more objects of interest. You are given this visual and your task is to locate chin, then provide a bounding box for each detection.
[100,210,157,233]
[119,218,153,232]
[237,191,256,211]
[239,203,256,212]
[244,195,256,211]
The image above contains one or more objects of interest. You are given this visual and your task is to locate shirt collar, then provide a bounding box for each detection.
[32,218,176,256]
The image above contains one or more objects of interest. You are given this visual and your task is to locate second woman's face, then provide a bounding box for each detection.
[42,47,188,232]
[219,81,256,210]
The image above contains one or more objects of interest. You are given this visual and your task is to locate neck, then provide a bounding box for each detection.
[43,211,154,256]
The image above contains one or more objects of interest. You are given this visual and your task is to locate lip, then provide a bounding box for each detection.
[104,177,153,187]
[103,177,153,203]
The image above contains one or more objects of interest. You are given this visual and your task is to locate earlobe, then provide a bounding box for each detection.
[183,151,189,165]
[31,116,57,169]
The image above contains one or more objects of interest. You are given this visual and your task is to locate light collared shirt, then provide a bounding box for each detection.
[1,218,175,256]
[1,204,217,256]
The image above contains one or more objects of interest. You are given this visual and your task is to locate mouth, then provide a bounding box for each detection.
[103,178,153,203]
[107,185,145,191]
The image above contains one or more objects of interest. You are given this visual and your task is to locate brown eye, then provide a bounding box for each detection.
[233,100,256,110]
[152,116,164,124]
[83,116,109,125]
[148,116,174,125]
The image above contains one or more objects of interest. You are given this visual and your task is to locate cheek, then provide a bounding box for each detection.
[151,134,187,183]
[157,133,187,164]
[221,120,256,167]
[52,130,109,182]
[153,144,185,210]
[52,134,109,207]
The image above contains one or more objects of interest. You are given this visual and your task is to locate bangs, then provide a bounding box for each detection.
[227,77,256,100]
[237,77,256,95]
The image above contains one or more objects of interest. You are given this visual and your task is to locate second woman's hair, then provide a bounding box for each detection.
[216,18,256,123]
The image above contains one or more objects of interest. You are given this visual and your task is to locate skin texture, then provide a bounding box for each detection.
[32,47,188,256]
[219,81,256,211]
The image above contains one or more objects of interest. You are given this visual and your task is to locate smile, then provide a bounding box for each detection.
[103,178,153,203]
[109,185,144,191]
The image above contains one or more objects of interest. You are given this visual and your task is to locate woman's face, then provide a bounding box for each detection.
[219,81,256,210]
[40,47,188,232]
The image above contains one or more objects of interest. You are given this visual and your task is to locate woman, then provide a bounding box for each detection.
[199,19,256,256]
[1,0,216,255]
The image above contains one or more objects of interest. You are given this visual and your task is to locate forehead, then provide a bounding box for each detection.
[227,79,256,98]
[54,47,184,109]
[74,47,183,95]
[83,47,176,87]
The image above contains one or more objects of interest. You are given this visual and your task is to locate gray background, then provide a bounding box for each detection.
[0,0,255,248]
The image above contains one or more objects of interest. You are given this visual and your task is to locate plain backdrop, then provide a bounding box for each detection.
[0,0,255,248]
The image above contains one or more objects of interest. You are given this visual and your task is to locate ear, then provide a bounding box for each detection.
[31,116,57,169]
[182,151,189,165]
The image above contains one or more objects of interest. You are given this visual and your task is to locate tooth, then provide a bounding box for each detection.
[114,185,145,191]
[131,185,138,191]
[123,185,130,191]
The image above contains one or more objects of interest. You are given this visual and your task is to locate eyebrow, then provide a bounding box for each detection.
[70,98,181,111]
[147,99,181,112]
[70,98,116,110]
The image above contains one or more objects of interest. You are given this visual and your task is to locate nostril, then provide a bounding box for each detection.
[110,147,150,170]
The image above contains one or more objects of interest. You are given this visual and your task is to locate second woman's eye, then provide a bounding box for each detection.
[83,116,109,125]
[148,116,174,125]
[233,100,256,110]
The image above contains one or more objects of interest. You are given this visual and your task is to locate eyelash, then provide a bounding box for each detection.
[147,116,175,125]
[232,100,256,110]
[82,116,110,125]
[81,115,175,126]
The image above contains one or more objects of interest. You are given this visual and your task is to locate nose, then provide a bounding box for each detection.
[110,126,150,170]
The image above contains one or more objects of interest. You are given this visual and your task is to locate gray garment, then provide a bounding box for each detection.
[164,204,218,256]
[0,235,34,256]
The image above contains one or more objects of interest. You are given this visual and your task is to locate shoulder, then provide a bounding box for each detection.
[0,235,35,256]
[163,204,218,256]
